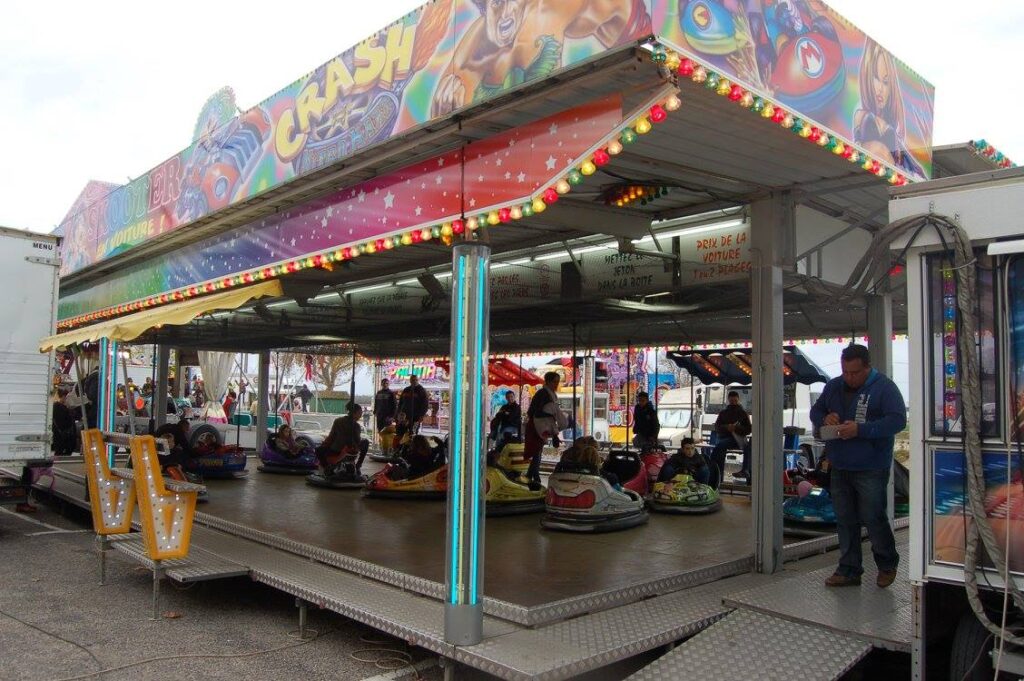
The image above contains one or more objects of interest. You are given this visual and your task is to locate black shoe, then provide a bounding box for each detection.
[527,480,542,492]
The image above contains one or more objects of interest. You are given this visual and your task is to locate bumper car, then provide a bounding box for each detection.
[603,450,649,497]
[306,460,367,490]
[650,473,722,514]
[257,437,318,474]
[494,441,531,477]
[364,436,448,499]
[783,486,836,526]
[363,461,447,499]
[184,424,248,478]
[485,465,545,516]
[541,464,648,533]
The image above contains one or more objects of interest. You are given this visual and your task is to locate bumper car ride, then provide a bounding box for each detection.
[485,466,545,516]
[363,462,448,500]
[649,474,722,514]
[541,472,648,533]
[257,441,318,474]
[783,487,836,526]
[306,461,368,490]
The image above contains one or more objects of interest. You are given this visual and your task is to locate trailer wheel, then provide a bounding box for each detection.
[189,423,223,450]
[949,612,993,681]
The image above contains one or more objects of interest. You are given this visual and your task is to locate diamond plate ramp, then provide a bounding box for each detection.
[723,545,912,652]
[626,610,871,681]
[112,536,249,582]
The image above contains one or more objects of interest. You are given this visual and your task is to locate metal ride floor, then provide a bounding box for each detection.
[49,459,753,610]
[199,467,754,608]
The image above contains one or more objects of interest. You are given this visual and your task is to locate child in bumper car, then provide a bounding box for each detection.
[270,424,304,458]
[555,438,621,490]
[658,438,710,485]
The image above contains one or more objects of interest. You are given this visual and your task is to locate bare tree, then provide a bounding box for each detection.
[275,352,357,394]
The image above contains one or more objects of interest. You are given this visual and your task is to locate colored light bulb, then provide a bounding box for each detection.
[650,104,668,123]
[498,207,512,223]
[579,161,596,177]
[665,52,681,71]
[467,217,480,230]
[664,94,682,112]
[635,117,652,135]
[607,139,623,155]
[452,219,465,234]
[510,206,523,220]
[678,58,695,77]
[544,188,560,203]
[532,198,547,213]
[620,129,638,145]
[521,202,534,217]
[692,65,707,83]
[593,148,610,166]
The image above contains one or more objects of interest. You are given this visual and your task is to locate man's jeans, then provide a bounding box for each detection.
[831,467,900,577]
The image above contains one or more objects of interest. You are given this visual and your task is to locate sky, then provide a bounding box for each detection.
[1,1,1022,233]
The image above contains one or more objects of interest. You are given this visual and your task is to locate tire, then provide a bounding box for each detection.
[949,612,993,681]
[189,423,223,450]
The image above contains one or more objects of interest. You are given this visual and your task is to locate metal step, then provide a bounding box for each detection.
[626,610,871,681]
[112,536,249,582]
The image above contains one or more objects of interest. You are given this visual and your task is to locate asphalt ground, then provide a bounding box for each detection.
[0,500,440,681]
[0,493,909,681]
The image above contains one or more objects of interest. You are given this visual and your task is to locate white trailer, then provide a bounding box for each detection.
[0,227,60,505]
[892,166,1024,678]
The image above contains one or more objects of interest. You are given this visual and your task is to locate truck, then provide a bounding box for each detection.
[0,227,60,507]
[892,166,1024,678]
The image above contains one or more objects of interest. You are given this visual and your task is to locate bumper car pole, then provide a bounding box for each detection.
[444,242,490,647]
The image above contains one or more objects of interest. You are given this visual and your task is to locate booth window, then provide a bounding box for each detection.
[927,252,999,437]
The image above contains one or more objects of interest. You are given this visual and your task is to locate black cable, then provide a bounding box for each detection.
[0,606,103,673]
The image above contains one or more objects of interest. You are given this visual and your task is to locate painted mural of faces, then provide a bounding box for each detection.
[860,40,904,136]
[483,0,526,48]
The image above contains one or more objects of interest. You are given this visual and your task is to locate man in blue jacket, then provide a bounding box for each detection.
[810,344,905,588]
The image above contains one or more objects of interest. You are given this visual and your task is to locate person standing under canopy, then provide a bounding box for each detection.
[398,375,429,433]
[374,379,397,434]
[632,391,660,450]
[811,344,905,588]
[524,372,567,487]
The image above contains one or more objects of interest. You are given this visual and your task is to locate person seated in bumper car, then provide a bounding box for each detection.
[378,418,397,455]
[270,424,304,458]
[316,403,369,478]
[154,432,190,482]
[402,434,441,479]
[789,454,832,490]
[657,438,710,486]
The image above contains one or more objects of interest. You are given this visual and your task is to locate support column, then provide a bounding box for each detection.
[750,193,790,574]
[582,356,596,438]
[154,345,171,428]
[444,243,490,646]
[867,293,896,523]
[256,351,271,443]
[98,338,119,466]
